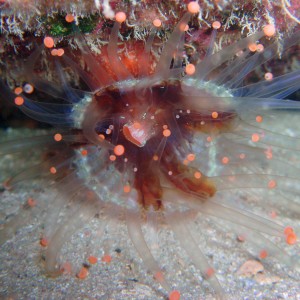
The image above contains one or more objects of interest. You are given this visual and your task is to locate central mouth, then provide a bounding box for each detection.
[123,119,156,147]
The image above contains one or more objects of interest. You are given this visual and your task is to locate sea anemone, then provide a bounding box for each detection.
[0,2,299,299]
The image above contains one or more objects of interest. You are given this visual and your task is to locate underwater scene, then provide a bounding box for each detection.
[0,1,299,299]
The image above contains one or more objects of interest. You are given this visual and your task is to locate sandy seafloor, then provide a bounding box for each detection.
[0,119,300,300]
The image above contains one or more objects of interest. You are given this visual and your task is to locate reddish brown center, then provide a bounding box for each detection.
[92,80,237,210]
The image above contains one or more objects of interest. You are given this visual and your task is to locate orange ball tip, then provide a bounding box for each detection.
[153,18,162,27]
[259,249,268,259]
[212,21,221,29]
[187,2,200,14]
[163,129,171,137]
[286,232,297,245]
[14,87,22,95]
[57,48,65,57]
[116,11,126,23]
[65,14,75,23]
[185,63,196,75]
[76,267,89,279]
[88,256,98,265]
[44,36,54,48]
[211,111,218,119]
[54,133,62,142]
[114,144,125,156]
[14,96,24,106]
[169,290,181,300]
[264,72,273,81]
[40,238,49,247]
[263,24,276,37]
[101,254,112,263]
